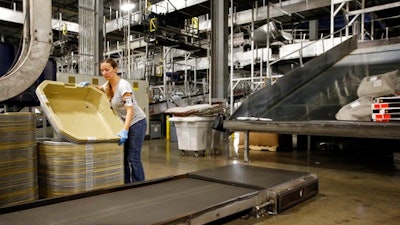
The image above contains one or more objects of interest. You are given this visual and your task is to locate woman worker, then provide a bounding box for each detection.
[98,58,147,183]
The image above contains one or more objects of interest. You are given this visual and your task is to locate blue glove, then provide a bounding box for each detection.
[78,81,90,87]
[117,129,128,145]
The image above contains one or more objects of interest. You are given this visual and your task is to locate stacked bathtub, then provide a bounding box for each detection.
[37,141,123,198]
[36,80,124,198]
[0,113,38,207]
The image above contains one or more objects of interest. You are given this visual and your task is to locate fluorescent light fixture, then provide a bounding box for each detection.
[121,3,135,11]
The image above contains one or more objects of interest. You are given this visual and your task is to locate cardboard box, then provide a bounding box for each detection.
[239,132,279,148]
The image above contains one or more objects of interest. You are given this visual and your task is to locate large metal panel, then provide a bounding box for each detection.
[230,36,359,121]
[226,38,400,139]
[189,164,318,214]
[231,38,400,121]
[0,178,259,225]
[189,164,314,189]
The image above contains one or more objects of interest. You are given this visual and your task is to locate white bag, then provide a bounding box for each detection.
[357,69,398,98]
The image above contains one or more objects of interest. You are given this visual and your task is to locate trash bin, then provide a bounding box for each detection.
[169,116,214,157]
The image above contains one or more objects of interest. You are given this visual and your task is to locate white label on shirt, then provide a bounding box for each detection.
[125,97,133,106]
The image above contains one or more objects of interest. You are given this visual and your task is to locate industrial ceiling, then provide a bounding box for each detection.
[0,0,399,60]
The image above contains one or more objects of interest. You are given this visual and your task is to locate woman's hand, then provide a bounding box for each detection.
[117,129,128,145]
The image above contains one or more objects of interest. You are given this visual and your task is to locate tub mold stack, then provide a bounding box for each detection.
[0,113,38,207]
[36,80,124,198]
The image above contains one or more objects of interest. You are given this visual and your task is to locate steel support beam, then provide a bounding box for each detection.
[348,1,400,15]
[211,0,228,99]
[97,0,104,75]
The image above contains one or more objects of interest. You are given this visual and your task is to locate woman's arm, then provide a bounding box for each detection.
[122,93,134,131]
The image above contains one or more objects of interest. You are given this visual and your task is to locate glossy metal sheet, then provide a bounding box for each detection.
[189,164,318,214]
[230,38,400,121]
[0,165,320,225]
[189,164,313,189]
[0,178,259,225]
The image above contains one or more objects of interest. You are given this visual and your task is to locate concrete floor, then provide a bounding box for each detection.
[141,138,400,225]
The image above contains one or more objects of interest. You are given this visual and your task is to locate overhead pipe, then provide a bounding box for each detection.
[0,0,52,102]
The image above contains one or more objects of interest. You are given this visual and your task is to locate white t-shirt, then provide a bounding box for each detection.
[102,79,146,126]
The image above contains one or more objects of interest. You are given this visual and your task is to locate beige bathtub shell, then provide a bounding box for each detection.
[36,80,123,143]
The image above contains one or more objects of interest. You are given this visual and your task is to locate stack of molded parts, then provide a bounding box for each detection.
[36,80,124,197]
[0,164,319,225]
[0,113,38,207]
[372,96,400,122]
[38,141,123,198]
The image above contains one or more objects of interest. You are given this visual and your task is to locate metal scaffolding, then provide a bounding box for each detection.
[78,0,96,75]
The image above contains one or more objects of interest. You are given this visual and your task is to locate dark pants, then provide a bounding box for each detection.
[124,118,147,183]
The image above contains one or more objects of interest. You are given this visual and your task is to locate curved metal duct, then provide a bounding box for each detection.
[254,21,293,46]
[0,0,52,102]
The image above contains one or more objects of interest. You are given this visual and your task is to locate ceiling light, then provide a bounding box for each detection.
[120,3,135,11]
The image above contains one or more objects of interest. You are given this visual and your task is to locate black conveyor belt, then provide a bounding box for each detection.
[190,164,312,189]
[0,165,318,225]
[189,164,319,214]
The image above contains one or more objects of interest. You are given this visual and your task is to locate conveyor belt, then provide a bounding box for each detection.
[0,165,318,225]
[189,164,319,214]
